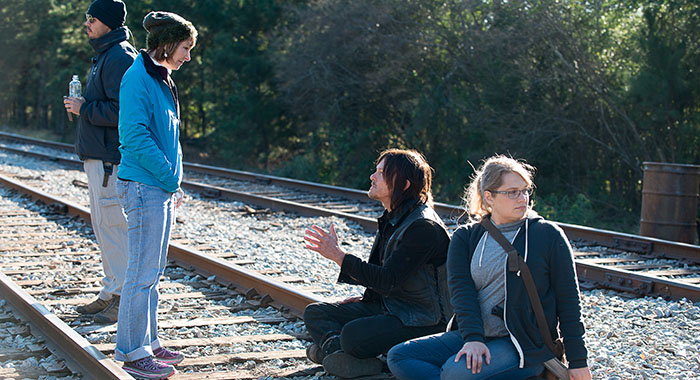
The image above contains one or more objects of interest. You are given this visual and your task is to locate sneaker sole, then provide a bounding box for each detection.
[123,366,176,380]
[76,308,104,314]
[154,356,184,366]
[93,315,118,324]
[76,305,109,314]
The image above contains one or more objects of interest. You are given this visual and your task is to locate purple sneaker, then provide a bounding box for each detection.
[153,347,185,365]
[123,356,175,379]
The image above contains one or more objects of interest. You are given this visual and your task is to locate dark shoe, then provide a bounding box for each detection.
[153,347,184,366]
[93,295,119,324]
[320,334,341,356]
[123,356,175,379]
[322,351,383,379]
[306,343,324,364]
[76,297,110,314]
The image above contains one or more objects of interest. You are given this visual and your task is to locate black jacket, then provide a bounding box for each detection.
[447,215,588,369]
[338,200,450,327]
[75,26,137,163]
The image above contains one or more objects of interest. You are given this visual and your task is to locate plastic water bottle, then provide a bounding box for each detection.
[69,75,81,98]
[67,75,81,121]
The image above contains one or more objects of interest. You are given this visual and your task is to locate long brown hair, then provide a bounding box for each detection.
[377,149,434,210]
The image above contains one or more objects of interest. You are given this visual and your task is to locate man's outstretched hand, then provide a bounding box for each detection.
[304,223,346,266]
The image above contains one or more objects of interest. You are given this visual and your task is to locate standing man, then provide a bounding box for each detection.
[303,149,451,379]
[63,0,137,324]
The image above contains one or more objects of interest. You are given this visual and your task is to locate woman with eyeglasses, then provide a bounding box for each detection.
[387,155,591,380]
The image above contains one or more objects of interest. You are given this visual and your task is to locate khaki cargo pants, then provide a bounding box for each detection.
[84,159,128,300]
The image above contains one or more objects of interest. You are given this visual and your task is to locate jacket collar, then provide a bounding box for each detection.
[89,26,129,54]
[139,50,179,117]
[140,50,167,81]
[480,210,543,227]
[382,198,422,226]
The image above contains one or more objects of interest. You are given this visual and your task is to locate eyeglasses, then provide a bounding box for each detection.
[86,14,97,24]
[488,188,533,199]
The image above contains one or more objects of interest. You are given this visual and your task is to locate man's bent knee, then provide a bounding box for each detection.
[302,302,331,332]
[340,329,382,358]
[303,302,324,319]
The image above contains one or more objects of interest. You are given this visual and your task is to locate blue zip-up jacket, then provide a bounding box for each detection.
[447,215,588,369]
[118,51,182,192]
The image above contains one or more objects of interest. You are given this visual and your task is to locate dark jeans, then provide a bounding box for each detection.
[303,300,446,359]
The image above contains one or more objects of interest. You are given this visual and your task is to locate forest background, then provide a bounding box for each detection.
[1,0,699,233]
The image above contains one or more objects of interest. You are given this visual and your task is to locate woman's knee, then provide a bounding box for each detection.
[440,356,469,380]
[387,342,417,379]
[386,341,407,367]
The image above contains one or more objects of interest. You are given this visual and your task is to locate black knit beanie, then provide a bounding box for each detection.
[143,11,197,50]
[87,0,126,30]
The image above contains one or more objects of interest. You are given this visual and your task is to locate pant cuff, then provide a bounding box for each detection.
[97,290,113,301]
[151,338,162,351]
[114,346,154,362]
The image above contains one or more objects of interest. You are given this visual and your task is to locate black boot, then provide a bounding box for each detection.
[322,351,383,379]
[306,343,324,364]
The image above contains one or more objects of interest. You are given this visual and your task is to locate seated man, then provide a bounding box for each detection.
[303,149,451,378]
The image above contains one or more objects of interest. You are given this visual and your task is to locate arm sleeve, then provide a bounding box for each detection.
[81,51,134,127]
[118,73,178,191]
[448,226,485,343]
[548,225,588,368]
[339,220,446,295]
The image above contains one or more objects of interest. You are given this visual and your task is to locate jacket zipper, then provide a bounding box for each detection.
[502,223,526,368]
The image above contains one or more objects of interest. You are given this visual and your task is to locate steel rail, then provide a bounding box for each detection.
[0,132,455,215]
[0,132,697,246]
[167,243,325,316]
[0,144,379,230]
[557,222,700,264]
[575,261,700,301]
[183,179,377,230]
[0,171,328,378]
[0,173,325,316]
[185,161,462,216]
[0,131,74,151]
[0,132,377,202]
[0,272,132,380]
[0,172,90,220]
[2,136,700,300]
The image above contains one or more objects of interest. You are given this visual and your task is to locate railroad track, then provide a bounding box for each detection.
[0,297,80,379]
[1,131,699,301]
[0,177,342,379]
[1,132,700,379]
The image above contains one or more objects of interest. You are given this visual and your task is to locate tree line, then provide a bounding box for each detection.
[1,0,698,232]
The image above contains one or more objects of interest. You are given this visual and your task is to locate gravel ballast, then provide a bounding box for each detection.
[0,145,699,379]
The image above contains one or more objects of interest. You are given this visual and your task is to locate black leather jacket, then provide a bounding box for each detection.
[75,26,137,163]
[339,200,450,326]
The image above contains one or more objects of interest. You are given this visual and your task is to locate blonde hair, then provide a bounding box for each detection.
[463,155,536,220]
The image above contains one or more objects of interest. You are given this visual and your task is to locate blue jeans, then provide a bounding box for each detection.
[387,331,543,380]
[114,180,174,362]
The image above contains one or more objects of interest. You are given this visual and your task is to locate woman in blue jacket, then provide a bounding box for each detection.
[387,155,592,380]
[115,11,197,380]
